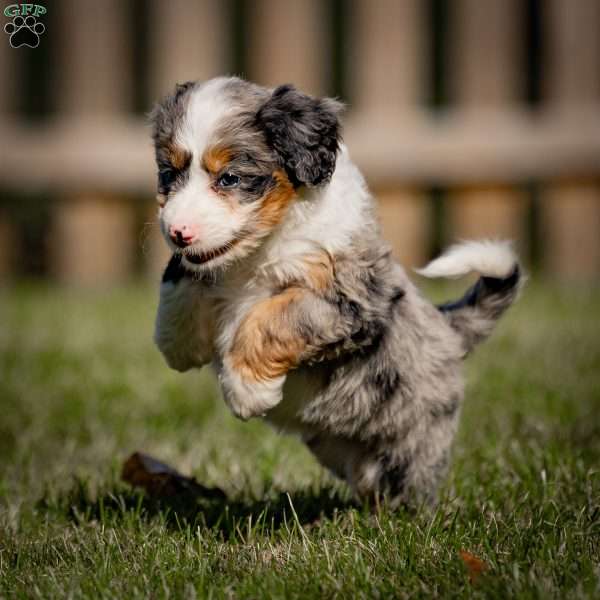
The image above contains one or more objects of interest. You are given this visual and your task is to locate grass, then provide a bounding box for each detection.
[0,279,599,598]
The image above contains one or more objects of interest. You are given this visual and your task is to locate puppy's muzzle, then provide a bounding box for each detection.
[169,225,197,248]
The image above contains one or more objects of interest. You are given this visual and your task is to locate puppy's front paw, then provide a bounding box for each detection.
[219,358,284,420]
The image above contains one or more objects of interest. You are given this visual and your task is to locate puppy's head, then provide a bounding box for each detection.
[151,77,342,273]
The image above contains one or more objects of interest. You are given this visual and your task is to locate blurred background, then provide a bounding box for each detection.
[0,0,599,285]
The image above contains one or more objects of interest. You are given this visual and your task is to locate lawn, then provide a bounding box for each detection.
[0,279,599,598]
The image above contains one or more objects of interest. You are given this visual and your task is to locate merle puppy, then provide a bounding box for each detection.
[151,77,521,506]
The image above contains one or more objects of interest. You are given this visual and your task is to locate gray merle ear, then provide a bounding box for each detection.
[256,84,343,187]
[150,81,196,145]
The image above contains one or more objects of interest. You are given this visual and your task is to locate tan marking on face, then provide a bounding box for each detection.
[230,287,308,382]
[202,146,232,174]
[156,193,166,207]
[255,170,296,230]
[168,144,191,170]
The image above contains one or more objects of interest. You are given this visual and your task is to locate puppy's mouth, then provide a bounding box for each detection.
[182,237,241,265]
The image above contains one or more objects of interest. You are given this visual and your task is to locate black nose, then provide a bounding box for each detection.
[169,229,191,248]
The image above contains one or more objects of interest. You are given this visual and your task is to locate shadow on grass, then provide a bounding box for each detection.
[42,480,360,538]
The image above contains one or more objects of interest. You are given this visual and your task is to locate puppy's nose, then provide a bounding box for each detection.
[168,225,196,248]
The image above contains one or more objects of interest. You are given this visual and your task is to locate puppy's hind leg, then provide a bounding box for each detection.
[348,440,454,510]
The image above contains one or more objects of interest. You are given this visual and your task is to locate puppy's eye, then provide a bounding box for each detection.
[217,172,241,188]
[158,169,176,189]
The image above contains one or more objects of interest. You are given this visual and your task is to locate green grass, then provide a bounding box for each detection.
[0,280,599,599]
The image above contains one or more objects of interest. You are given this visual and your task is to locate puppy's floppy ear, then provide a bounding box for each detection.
[256,84,343,187]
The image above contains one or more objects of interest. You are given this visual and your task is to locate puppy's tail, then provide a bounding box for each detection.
[416,240,522,354]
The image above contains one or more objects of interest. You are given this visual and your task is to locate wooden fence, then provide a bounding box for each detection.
[0,0,599,284]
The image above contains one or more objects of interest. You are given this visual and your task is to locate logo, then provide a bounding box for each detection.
[4,4,46,48]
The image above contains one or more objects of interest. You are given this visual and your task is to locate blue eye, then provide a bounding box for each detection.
[159,169,176,189]
[217,172,241,188]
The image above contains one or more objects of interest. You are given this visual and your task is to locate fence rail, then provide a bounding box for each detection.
[0,0,599,284]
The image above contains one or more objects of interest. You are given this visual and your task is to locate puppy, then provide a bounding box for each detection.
[151,77,521,507]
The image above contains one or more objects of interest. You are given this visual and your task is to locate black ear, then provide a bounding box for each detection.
[256,84,342,187]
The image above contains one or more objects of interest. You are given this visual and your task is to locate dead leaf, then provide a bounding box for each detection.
[459,549,489,584]
[121,452,225,500]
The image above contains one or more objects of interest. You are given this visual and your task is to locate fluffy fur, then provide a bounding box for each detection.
[151,77,522,507]
[415,240,518,279]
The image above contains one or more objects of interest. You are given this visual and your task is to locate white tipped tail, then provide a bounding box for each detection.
[416,240,517,280]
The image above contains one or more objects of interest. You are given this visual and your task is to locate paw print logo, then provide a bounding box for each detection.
[4,15,45,48]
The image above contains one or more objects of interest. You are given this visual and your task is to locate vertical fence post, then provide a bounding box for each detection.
[54,0,132,117]
[541,0,600,279]
[350,0,430,269]
[0,31,16,280]
[145,0,230,279]
[447,0,528,255]
[352,0,425,111]
[49,0,135,285]
[0,210,14,282]
[147,0,229,101]
[0,18,16,115]
[51,197,136,285]
[247,0,328,96]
